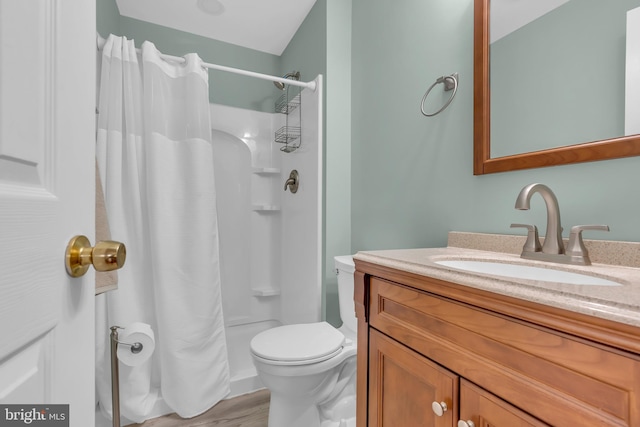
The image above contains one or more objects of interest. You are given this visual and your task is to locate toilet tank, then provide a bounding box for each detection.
[334,255,356,335]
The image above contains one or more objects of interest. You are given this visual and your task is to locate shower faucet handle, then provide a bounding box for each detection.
[284,170,299,193]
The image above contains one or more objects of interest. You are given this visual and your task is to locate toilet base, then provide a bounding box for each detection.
[320,416,356,427]
[267,391,356,427]
[255,345,357,427]
[319,393,356,427]
[268,393,323,427]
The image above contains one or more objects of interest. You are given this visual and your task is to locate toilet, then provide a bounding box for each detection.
[250,255,357,427]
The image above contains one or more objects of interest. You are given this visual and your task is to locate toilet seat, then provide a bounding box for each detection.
[250,322,345,366]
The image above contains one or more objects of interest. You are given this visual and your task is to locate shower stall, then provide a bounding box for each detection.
[211,77,324,398]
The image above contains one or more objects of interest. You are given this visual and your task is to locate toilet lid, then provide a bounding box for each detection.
[250,322,345,363]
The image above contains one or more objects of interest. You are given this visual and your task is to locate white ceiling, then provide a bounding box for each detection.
[115,0,318,56]
[491,0,571,43]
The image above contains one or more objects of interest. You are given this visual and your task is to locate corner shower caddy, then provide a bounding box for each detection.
[275,87,302,152]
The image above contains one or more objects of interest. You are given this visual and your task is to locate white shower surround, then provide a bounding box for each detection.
[211,76,323,398]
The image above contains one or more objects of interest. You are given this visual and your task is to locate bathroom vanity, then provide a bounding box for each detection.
[354,233,640,426]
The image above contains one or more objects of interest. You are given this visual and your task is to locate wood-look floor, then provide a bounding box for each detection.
[127,389,270,427]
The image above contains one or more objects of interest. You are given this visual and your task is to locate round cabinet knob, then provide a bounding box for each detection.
[431,401,448,417]
[65,235,127,277]
[458,420,475,427]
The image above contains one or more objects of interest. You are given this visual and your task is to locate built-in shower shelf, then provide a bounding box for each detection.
[251,287,281,297]
[252,204,281,212]
[252,167,281,175]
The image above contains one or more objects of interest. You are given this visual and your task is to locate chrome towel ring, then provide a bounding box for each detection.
[420,73,459,117]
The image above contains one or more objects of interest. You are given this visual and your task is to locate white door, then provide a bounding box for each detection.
[0,1,96,426]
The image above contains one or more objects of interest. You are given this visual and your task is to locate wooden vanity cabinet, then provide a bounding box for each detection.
[354,261,640,427]
[459,380,548,427]
[368,329,458,427]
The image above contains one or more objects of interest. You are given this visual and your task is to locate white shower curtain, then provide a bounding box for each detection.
[95,34,230,423]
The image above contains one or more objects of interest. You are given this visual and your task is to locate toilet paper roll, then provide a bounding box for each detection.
[116,322,155,367]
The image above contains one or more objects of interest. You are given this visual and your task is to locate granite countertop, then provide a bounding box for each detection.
[354,232,640,328]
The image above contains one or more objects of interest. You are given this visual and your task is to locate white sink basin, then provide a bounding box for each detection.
[435,260,622,286]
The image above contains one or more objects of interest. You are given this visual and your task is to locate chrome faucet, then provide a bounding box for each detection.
[514,183,564,254]
[512,183,609,265]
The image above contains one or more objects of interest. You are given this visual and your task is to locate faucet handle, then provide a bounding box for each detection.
[510,223,542,253]
[566,225,610,264]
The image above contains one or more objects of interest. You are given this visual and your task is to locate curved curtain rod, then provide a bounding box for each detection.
[96,33,317,91]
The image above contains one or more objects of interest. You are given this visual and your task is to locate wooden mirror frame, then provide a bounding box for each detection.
[473,0,640,175]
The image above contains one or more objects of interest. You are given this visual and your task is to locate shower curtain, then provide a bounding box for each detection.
[95,34,230,423]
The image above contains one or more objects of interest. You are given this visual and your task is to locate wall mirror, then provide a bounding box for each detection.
[474,0,640,175]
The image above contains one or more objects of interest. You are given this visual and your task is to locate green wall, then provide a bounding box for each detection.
[324,0,352,327]
[97,0,120,36]
[351,0,640,254]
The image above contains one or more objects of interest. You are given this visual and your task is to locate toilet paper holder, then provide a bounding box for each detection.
[112,326,144,354]
[109,326,144,427]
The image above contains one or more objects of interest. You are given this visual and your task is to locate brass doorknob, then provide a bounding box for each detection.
[65,235,126,277]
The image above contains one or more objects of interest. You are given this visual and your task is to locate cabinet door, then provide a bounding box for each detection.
[459,380,549,427]
[369,329,458,427]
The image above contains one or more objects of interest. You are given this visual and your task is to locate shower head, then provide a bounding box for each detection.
[274,71,301,90]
